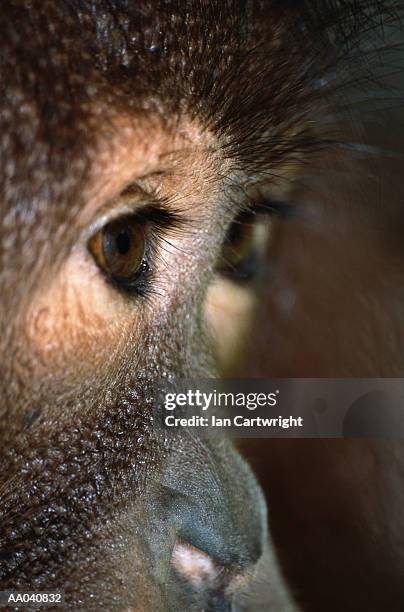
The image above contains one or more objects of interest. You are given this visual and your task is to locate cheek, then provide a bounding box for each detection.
[204,278,257,373]
[23,250,140,379]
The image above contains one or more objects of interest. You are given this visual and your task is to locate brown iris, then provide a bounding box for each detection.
[222,219,255,268]
[89,215,147,285]
[217,212,267,280]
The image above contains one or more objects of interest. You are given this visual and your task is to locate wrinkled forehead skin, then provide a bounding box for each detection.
[0,0,392,609]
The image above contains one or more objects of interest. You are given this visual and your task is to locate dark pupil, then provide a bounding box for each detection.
[115,229,131,256]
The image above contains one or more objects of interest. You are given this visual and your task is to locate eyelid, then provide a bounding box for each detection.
[246,198,295,219]
[83,203,147,244]
[83,197,185,299]
[82,197,183,246]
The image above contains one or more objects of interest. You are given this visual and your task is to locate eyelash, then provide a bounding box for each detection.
[91,196,294,298]
[244,198,295,219]
[120,243,153,298]
[137,207,182,289]
[216,199,293,280]
[91,204,184,299]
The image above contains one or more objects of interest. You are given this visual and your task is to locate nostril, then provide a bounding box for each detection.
[160,439,267,608]
[170,539,257,611]
[171,540,220,590]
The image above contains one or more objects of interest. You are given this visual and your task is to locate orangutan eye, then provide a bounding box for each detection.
[216,210,271,281]
[89,215,149,292]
